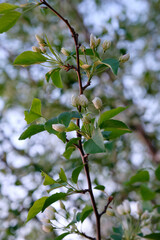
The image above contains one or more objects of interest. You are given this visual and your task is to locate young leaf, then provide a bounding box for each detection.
[0,3,19,14]
[47,183,67,193]
[94,185,105,191]
[97,58,119,75]
[92,127,105,152]
[98,107,127,126]
[51,69,63,88]
[14,51,48,66]
[84,139,105,154]
[63,147,76,159]
[66,121,80,132]
[41,171,57,185]
[19,124,45,140]
[66,138,80,149]
[0,11,21,34]
[127,170,150,185]
[72,166,83,184]
[54,232,70,240]
[59,168,67,182]
[26,196,48,222]
[155,165,160,181]
[24,98,42,124]
[80,205,93,222]
[140,185,156,201]
[42,193,67,212]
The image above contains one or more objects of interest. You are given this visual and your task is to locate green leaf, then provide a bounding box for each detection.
[94,185,105,191]
[41,171,57,185]
[0,11,21,33]
[98,107,127,126]
[84,139,105,154]
[72,166,83,184]
[47,183,67,193]
[111,234,122,240]
[42,193,67,212]
[143,233,160,239]
[59,168,67,182]
[92,127,105,152]
[0,3,19,14]
[27,197,48,222]
[45,71,51,83]
[80,205,93,222]
[51,69,63,88]
[155,165,160,181]
[63,147,76,159]
[66,138,80,149]
[66,121,79,132]
[54,232,70,240]
[14,51,48,66]
[140,185,156,201]
[97,58,119,75]
[24,98,42,124]
[19,124,45,140]
[99,119,131,139]
[127,170,150,185]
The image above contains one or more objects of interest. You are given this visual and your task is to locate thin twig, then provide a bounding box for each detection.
[99,196,113,217]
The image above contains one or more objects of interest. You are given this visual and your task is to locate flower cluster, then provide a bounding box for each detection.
[41,206,55,233]
[71,95,102,110]
[32,35,47,54]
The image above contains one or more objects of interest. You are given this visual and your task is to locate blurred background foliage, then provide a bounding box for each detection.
[0,0,160,239]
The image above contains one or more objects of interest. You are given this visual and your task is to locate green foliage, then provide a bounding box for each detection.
[59,168,67,182]
[140,185,156,200]
[27,197,48,222]
[19,124,45,140]
[0,3,19,14]
[72,166,83,184]
[51,69,63,88]
[54,233,70,240]
[24,98,42,124]
[155,165,160,181]
[80,205,93,222]
[42,193,67,212]
[97,58,119,75]
[94,185,105,191]
[41,171,57,185]
[143,233,160,239]
[14,51,48,66]
[127,170,150,185]
[0,11,21,33]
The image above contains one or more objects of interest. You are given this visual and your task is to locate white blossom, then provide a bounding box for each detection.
[92,97,102,110]
[123,200,131,214]
[52,123,66,132]
[119,53,130,63]
[71,95,79,107]
[79,94,88,108]
[44,206,55,220]
[42,224,53,233]
[102,40,111,52]
[137,202,143,215]
[117,204,125,215]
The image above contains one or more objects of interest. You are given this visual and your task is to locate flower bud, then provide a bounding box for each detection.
[79,94,88,108]
[95,38,101,47]
[52,123,65,132]
[123,200,131,214]
[92,97,102,110]
[44,206,55,220]
[61,47,70,56]
[40,218,50,225]
[81,64,91,70]
[141,210,150,220]
[32,46,41,53]
[117,204,125,215]
[119,53,130,63]
[40,46,46,54]
[35,35,47,47]
[80,45,86,52]
[137,202,143,215]
[82,115,92,124]
[71,95,79,107]
[71,225,77,233]
[106,207,114,216]
[102,40,111,52]
[42,224,53,233]
[90,34,96,49]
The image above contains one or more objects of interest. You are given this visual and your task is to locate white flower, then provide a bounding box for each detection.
[79,94,88,108]
[137,202,143,215]
[42,224,53,233]
[71,95,79,107]
[44,206,55,220]
[123,200,131,214]
[102,40,111,52]
[119,53,130,63]
[61,47,70,56]
[52,123,65,132]
[141,210,150,220]
[117,204,125,215]
[92,97,102,110]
